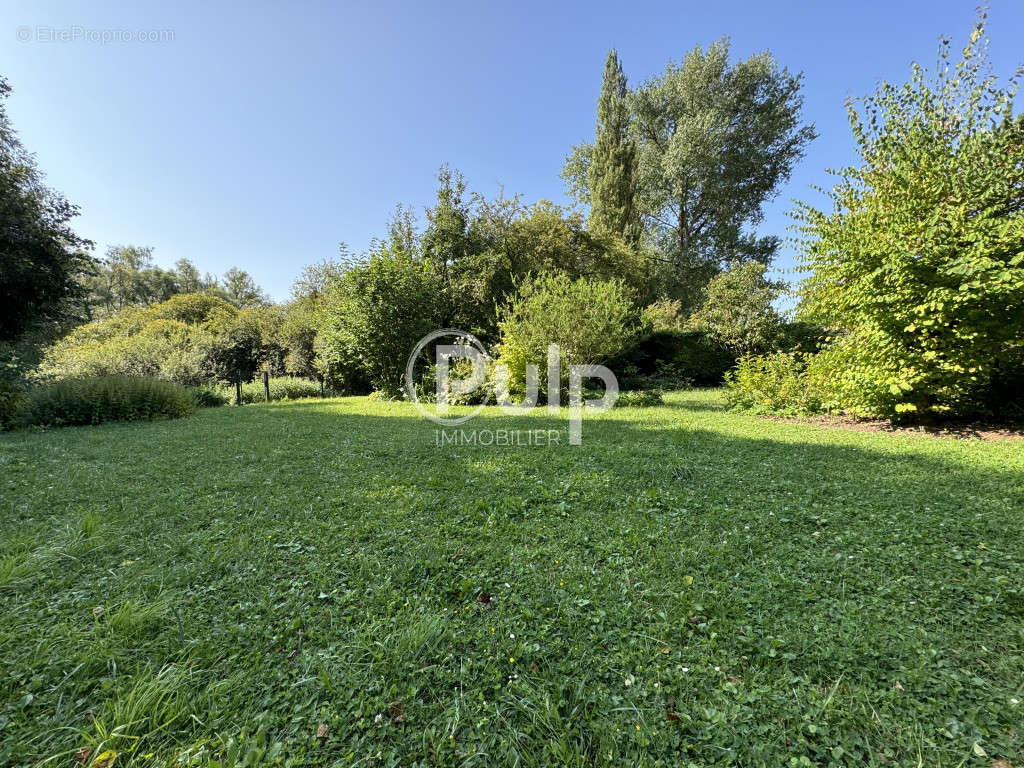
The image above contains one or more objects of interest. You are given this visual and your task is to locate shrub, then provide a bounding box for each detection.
[316,249,440,395]
[148,293,236,325]
[227,377,326,404]
[613,389,664,408]
[724,352,822,416]
[690,261,784,355]
[414,354,496,406]
[776,321,827,354]
[17,376,196,428]
[608,330,734,389]
[497,273,635,394]
[793,16,1024,419]
[640,299,685,332]
[37,293,316,390]
[0,379,27,430]
[188,385,229,408]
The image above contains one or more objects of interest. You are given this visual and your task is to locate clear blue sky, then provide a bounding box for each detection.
[2,1,1022,301]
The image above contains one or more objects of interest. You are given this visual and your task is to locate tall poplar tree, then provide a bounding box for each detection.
[587,50,639,243]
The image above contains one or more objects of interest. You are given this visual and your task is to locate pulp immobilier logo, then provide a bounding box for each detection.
[404,329,618,446]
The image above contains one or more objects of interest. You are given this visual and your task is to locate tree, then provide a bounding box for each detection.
[633,41,813,296]
[564,40,814,309]
[691,260,783,355]
[316,246,440,393]
[417,169,656,340]
[279,259,346,382]
[84,247,221,317]
[0,77,92,344]
[795,12,1024,418]
[422,166,476,328]
[588,49,639,243]
[173,258,204,293]
[222,267,268,308]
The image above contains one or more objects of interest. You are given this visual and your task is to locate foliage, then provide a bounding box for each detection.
[565,41,815,309]
[81,248,268,319]
[15,375,196,427]
[281,260,346,383]
[588,49,640,243]
[794,12,1024,419]
[37,294,296,387]
[221,267,269,309]
[724,351,822,415]
[775,320,827,354]
[187,385,229,408]
[419,171,657,339]
[612,388,663,407]
[1,392,1022,765]
[608,330,735,389]
[691,260,784,355]
[421,166,478,330]
[83,246,178,317]
[0,378,26,430]
[40,310,210,385]
[639,299,685,333]
[316,247,440,394]
[227,376,326,404]
[0,76,92,353]
[0,79,93,341]
[497,273,635,393]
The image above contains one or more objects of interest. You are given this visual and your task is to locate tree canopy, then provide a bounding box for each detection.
[0,77,92,343]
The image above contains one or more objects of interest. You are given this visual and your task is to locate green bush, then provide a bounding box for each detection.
[640,299,685,332]
[497,273,635,395]
[37,294,318,390]
[18,376,197,428]
[776,321,827,354]
[188,385,229,408]
[690,261,783,356]
[414,354,496,406]
[0,379,27,430]
[608,330,734,389]
[793,17,1024,419]
[316,249,440,395]
[724,352,823,416]
[613,389,664,408]
[227,377,326,404]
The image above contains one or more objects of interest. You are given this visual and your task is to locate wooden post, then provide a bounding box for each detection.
[263,370,270,402]
[234,374,242,406]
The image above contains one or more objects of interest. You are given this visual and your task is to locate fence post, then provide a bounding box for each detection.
[263,370,270,402]
[234,374,242,406]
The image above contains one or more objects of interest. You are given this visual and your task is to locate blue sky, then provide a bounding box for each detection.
[2,1,1022,301]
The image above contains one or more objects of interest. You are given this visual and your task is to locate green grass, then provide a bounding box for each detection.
[0,390,1021,767]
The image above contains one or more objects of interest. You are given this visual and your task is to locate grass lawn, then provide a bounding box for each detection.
[1,390,1022,767]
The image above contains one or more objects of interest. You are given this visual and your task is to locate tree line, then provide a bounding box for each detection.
[3,9,1021,423]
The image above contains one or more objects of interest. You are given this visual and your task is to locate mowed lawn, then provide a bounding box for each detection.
[1,391,1022,768]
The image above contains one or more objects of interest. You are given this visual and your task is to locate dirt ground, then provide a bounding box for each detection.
[767,413,1024,442]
